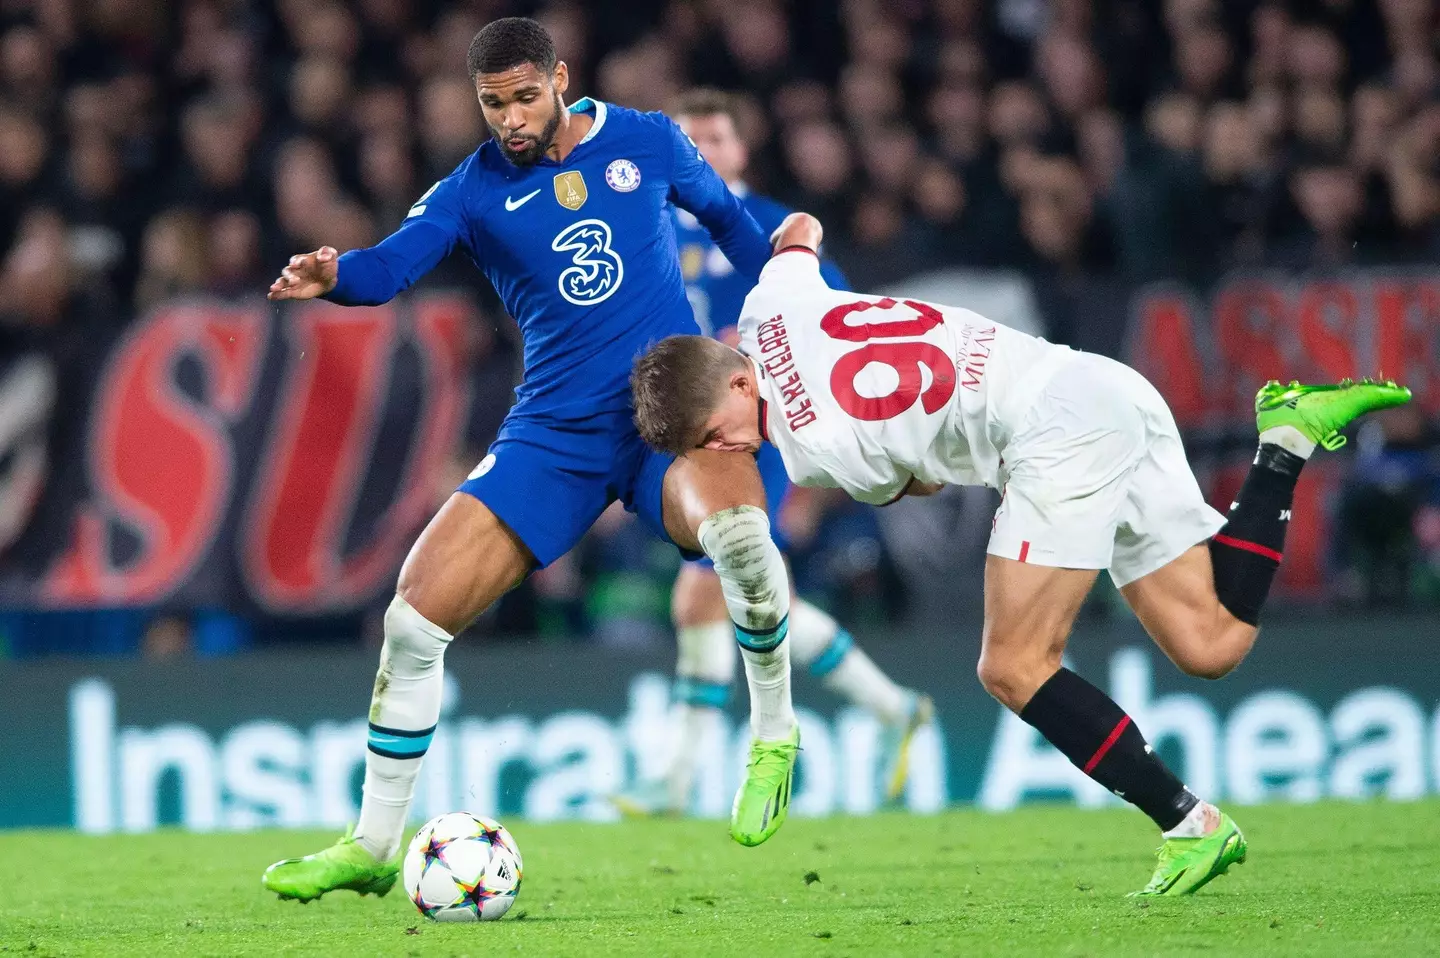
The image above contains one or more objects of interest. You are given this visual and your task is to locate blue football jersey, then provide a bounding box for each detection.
[325,99,771,420]
[673,186,849,338]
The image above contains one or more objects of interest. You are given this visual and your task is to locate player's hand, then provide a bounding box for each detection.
[268,247,339,301]
[770,212,822,254]
[907,480,945,498]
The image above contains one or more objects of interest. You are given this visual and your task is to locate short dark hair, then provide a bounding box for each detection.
[467,17,557,80]
[671,87,743,130]
[631,336,747,455]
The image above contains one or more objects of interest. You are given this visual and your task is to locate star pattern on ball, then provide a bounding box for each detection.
[455,875,495,918]
[410,885,444,920]
[420,832,454,875]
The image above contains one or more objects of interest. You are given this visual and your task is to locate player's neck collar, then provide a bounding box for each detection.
[746,356,771,442]
[567,98,608,145]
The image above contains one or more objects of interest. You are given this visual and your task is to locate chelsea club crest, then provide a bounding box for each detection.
[605,159,641,193]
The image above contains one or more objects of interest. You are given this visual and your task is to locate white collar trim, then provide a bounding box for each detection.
[569,98,607,144]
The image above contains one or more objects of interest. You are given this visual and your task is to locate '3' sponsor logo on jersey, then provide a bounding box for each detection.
[551,219,624,306]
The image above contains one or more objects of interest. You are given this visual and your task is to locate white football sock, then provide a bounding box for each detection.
[698,506,796,740]
[789,599,910,725]
[355,595,452,861]
[665,622,735,810]
[740,641,794,740]
[1259,425,1316,459]
[1162,800,1221,839]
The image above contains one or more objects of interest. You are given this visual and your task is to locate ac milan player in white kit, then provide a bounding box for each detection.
[631,212,1412,897]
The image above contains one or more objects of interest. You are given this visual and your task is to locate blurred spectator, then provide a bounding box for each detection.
[208,209,265,297]
[0,25,57,113]
[0,107,50,249]
[0,209,71,329]
[419,76,485,181]
[988,81,1050,148]
[133,209,207,310]
[1200,101,1279,266]
[0,353,55,561]
[1034,30,1105,122]
[1271,153,1369,268]
[170,94,264,212]
[782,120,853,226]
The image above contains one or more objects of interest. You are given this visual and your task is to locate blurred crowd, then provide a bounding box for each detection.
[1,0,1438,654]
[4,0,1440,301]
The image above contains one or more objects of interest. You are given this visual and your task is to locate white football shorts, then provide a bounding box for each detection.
[987,352,1226,587]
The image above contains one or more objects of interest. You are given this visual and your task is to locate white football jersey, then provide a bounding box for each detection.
[736,249,1076,505]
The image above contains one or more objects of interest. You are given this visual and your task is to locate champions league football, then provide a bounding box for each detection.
[403,813,523,922]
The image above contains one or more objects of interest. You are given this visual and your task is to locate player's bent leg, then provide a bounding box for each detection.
[788,598,932,800]
[1119,380,1411,895]
[1123,376,1414,684]
[263,494,533,902]
[663,450,798,847]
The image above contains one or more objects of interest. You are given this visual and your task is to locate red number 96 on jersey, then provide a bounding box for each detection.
[819,297,957,422]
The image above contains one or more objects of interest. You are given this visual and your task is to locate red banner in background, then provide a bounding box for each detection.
[1129,271,1439,597]
[1130,272,1440,428]
[41,296,472,613]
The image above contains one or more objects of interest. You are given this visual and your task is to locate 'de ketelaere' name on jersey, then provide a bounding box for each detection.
[755,314,817,432]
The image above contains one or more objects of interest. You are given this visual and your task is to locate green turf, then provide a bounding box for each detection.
[3,802,1439,957]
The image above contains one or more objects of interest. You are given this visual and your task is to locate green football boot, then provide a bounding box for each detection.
[730,726,800,847]
[262,827,399,902]
[1132,813,1247,897]
[879,693,935,803]
[1255,378,1412,450]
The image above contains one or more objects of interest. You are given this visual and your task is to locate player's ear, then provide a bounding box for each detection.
[553,61,569,96]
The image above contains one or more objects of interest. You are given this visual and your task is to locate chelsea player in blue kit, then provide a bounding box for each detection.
[260,19,802,903]
[616,90,933,818]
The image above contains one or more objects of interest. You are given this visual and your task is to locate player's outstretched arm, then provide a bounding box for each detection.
[770,212,822,255]
[268,171,471,307]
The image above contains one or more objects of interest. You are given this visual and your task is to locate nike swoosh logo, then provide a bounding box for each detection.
[505,189,542,211]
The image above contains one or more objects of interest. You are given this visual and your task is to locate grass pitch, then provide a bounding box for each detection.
[2,801,1438,957]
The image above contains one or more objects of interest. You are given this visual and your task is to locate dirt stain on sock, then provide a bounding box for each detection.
[369,665,391,723]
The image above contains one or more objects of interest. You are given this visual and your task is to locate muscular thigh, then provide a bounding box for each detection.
[980,556,1098,709]
[398,492,535,635]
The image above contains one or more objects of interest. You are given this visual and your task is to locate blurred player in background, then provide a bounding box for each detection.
[632,212,1412,896]
[616,90,932,818]
[259,19,808,904]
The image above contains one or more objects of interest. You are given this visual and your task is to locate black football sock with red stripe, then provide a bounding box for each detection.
[1019,668,1198,830]
[1209,444,1305,626]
